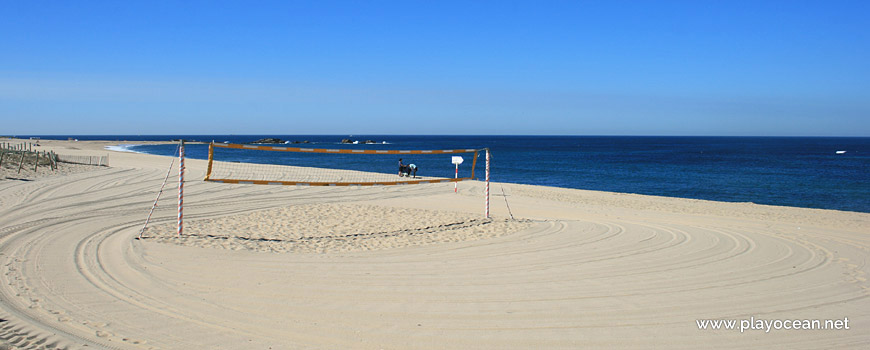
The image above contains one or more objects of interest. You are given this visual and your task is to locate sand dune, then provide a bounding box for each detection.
[0,138,867,349]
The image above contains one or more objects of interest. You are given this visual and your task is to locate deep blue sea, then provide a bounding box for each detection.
[22,135,870,213]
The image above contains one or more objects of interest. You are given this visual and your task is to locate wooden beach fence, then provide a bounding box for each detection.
[54,154,109,166]
[0,142,58,174]
[1,141,109,174]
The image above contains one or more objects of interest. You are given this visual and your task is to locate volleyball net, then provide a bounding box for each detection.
[203,142,485,186]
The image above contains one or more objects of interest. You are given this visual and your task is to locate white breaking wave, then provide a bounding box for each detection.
[105,144,144,154]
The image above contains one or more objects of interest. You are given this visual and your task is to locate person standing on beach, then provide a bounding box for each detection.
[398,158,405,177]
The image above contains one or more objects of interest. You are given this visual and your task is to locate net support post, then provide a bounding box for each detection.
[178,140,185,237]
[204,141,214,181]
[454,164,459,193]
[485,148,490,219]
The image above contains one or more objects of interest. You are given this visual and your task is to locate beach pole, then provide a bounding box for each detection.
[451,156,464,194]
[178,140,184,237]
[455,163,459,193]
[485,148,490,218]
[204,142,214,181]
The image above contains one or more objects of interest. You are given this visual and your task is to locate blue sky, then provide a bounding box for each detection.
[1,1,868,136]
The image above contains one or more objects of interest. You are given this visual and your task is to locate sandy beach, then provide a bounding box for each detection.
[0,138,867,349]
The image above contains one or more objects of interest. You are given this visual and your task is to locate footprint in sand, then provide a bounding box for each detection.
[123,338,146,345]
[83,321,108,328]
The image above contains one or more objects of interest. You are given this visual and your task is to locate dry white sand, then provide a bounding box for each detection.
[0,138,867,349]
[146,203,533,253]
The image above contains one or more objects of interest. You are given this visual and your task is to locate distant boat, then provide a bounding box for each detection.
[836,150,846,154]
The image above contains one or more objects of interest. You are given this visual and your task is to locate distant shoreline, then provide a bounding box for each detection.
[5,136,868,213]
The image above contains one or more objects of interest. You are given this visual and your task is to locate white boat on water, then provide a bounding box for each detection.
[836,150,846,154]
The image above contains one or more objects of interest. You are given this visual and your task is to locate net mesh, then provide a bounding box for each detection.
[205,143,480,186]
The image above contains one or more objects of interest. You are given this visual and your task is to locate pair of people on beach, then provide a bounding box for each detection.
[398,158,417,178]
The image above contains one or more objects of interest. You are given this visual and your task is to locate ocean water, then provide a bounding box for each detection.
[23,135,870,213]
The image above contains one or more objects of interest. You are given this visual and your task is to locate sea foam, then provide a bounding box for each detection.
[105,144,144,153]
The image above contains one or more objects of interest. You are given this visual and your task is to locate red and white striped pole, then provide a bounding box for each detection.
[454,163,459,193]
[177,140,184,237]
[484,148,490,218]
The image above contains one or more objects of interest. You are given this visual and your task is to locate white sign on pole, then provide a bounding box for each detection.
[452,156,464,165]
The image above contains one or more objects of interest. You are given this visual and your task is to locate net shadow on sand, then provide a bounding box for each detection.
[142,204,534,253]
